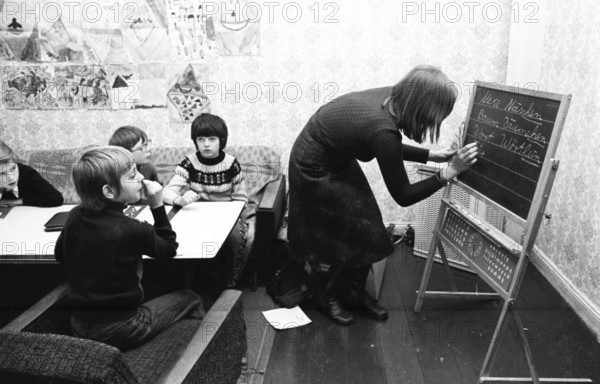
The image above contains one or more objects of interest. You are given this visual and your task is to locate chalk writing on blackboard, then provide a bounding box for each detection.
[458,85,561,220]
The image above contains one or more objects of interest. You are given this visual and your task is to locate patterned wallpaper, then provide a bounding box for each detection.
[536,1,600,307]
[3,0,596,320]
[0,0,511,227]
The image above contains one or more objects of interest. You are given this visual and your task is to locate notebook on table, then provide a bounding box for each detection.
[44,211,70,232]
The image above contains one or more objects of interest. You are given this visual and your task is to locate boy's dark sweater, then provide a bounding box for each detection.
[55,201,178,323]
[0,163,63,207]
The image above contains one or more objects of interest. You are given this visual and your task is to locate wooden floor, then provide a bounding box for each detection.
[261,243,600,384]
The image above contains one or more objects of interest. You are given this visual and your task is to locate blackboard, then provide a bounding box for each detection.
[458,83,563,220]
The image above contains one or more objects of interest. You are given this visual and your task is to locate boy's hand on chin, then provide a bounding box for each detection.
[142,180,163,209]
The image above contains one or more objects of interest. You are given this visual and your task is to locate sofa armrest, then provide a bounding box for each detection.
[0,332,138,384]
[253,175,286,255]
[155,289,245,384]
[1,282,69,333]
[258,174,286,212]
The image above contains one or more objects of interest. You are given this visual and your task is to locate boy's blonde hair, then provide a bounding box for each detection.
[0,140,18,164]
[390,65,458,144]
[73,146,135,211]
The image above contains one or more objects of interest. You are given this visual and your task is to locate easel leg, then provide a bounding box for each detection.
[510,302,540,384]
[479,298,511,380]
[414,232,439,313]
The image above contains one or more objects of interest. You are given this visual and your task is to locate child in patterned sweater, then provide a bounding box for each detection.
[163,113,250,288]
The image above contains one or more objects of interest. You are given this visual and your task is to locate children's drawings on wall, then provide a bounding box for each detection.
[85,29,132,64]
[137,63,167,108]
[213,0,260,56]
[52,65,111,109]
[107,64,138,109]
[167,0,260,60]
[2,64,53,109]
[0,33,17,60]
[167,64,210,123]
[0,3,98,63]
[120,0,170,62]
[107,63,166,109]
[2,64,110,110]
[167,0,213,60]
[0,0,261,110]
[40,19,99,62]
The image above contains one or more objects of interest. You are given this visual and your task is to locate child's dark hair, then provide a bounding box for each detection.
[73,146,135,211]
[109,126,149,151]
[191,113,228,151]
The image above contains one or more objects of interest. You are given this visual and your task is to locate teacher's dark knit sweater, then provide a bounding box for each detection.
[55,201,178,322]
[311,86,445,206]
[0,163,63,207]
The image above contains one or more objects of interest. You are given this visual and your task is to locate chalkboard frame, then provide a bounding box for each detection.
[455,81,572,227]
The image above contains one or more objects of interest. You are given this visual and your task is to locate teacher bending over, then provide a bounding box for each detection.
[288,65,478,325]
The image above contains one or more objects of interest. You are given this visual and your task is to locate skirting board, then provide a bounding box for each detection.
[529,247,600,342]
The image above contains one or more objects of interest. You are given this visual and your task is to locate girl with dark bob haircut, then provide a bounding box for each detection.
[190,113,228,151]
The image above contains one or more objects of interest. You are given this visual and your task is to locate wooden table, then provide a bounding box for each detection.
[0,201,244,262]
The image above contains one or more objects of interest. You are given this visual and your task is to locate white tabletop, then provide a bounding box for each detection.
[151,201,244,259]
[0,206,71,261]
[0,201,244,261]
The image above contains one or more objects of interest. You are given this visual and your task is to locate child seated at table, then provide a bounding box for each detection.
[55,146,204,351]
[163,113,252,289]
[109,126,158,182]
[0,140,63,207]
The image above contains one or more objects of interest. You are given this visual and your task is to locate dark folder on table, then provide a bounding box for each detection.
[44,211,70,232]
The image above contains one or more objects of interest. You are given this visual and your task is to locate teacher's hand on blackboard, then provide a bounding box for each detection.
[446,142,478,180]
[429,149,458,163]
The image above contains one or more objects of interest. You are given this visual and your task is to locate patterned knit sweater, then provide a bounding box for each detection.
[163,151,248,204]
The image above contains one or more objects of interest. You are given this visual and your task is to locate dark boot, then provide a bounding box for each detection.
[311,264,355,325]
[342,285,388,321]
[313,291,355,325]
[341,266,389,321]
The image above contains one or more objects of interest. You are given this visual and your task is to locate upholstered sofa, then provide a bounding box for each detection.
[0,284,246,384]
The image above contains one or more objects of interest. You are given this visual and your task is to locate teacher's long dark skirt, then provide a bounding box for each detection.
[288,124,394,268]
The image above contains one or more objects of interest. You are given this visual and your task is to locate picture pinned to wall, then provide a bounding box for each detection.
[107,64,139,109]
[212,0,260,56]
[137,62,167,108]
[167,0,260,59]
[167,64,210,123]
[107,63,166,109]
[120,0,170,62]
[54,65,111,109]
[0,1,99,63]
[0,33,16,60]
[1,64,53,109]
[83,29,133,64]
[167,0,214,61]
[40,19,99,62]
